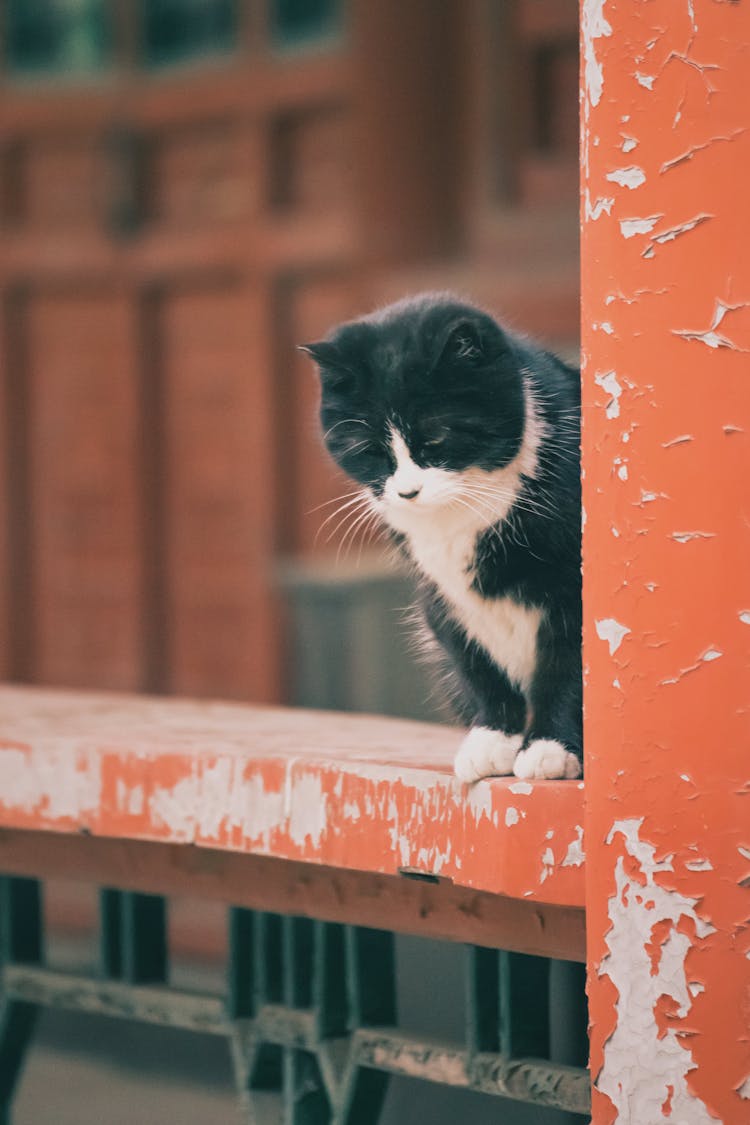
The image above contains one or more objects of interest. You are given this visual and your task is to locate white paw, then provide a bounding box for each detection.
[513,740,582,781]
[454,727,523,783]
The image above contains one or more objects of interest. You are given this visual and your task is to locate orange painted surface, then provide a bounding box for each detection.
[581,2,750,1122]
[0,687,585,908]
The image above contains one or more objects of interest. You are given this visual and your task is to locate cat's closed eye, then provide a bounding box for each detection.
[421,426,449,447]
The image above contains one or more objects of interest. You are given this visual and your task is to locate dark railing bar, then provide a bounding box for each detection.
[351,1029,591,1116]
[3,966,226,1036]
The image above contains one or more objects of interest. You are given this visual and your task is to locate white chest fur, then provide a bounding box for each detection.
[378,395,546,693]
[405,518,541,693]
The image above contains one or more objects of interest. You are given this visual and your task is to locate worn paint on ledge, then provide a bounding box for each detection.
[0,687,586,908]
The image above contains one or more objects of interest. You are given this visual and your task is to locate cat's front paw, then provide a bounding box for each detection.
[513,739,582,781]
[454,727,524,783]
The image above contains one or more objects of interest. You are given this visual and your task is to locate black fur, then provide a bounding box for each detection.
[303,294,582,769]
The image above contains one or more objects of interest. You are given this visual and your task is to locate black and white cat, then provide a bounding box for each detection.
[302,294,582,782]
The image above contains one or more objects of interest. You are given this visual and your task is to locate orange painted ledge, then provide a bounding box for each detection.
[0,687,585,908]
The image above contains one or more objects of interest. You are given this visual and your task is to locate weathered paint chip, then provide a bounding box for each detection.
[606,165,647,189]
[597,819,717,1124]
[662,434,694,448]
[562,826,585,868]
[670,531,715,544]
[585,191,615,221]
[594,370,623,418]
[673,300,750,351]
[582,0,612,108]
[620,215,662,238]
[595,618,631,655]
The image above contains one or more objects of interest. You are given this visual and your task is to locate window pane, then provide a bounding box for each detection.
[271,0,342,50]
[6,0,111,76]
[142,0,237,67]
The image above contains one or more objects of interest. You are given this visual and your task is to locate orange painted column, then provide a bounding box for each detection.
[581,3,750,1123]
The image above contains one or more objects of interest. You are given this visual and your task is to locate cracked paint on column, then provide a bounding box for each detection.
[598,820,716,1123]
[581,1,750,1122]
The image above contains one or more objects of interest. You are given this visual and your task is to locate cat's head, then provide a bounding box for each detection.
[301,294,532,535]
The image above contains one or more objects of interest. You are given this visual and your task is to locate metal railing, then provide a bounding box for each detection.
[0,877,589,1123]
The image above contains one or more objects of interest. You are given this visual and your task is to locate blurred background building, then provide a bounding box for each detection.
[0,3,581,1122]
[0,0,578,715]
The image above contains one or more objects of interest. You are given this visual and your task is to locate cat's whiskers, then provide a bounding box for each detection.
[323,418,371,442]
[463,477,559,522]
[307,488,365,515]
[337,499,383,564]
[449,493,507,550]
[331,503,373,560]
[317,492,372,546]
[459,482,551,523]
[356,509,389,567]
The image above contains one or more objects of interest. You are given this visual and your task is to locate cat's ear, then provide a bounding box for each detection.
[298,341,340,367]
[439,319,485,365]
[298,341,355,388]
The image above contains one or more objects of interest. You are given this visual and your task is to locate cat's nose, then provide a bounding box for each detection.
[398,487,421,500]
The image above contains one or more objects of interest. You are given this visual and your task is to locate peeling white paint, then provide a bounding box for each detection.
[598,819,716,1124]
[684,858,713,871]
[700,648,722,662]
[670,531,715,544]
[582,0,612,108]
[540,847,555,884]
[116,778,144,817]
[736,1077,750,1100]
[674,300,750,351]
[621,137,638,153]
[606,166,647,189]
[467,782,493,824]
[640,489,668,503]
[662,434,694,448]
[505,806,519,827]
[687,0,697,32]
[619,215,661,239]
[661,128,748,173]
[237,772,286,842]
[585,191,615,221]
[595,618,631,655]
[343,799,362,821]
[288,771,328,847]
[595,370,623,418]
[647,214,712,248]
[635,72,655,89]
[740,612,750,626]
[562,825,585,868]
[150,775,197,841]
[509,780,533,796]
[617,463,629,481]
[0,742,102,823]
